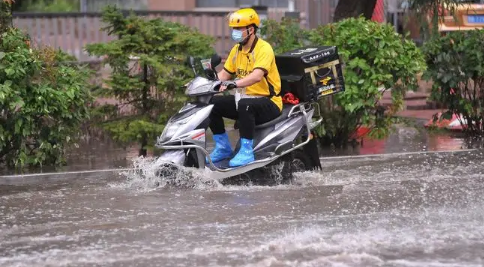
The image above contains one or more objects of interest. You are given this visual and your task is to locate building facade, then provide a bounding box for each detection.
[84,0,339,29]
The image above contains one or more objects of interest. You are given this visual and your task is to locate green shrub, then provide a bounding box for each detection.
[309,17,425,144]
[422,29,484,135]
[0,28,92,168]
[85,6,216,156]
[262,17,426,146]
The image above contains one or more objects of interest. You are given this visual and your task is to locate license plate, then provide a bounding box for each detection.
[467,15,484,23]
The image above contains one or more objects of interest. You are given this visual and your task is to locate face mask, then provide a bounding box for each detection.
[231,29,244,43]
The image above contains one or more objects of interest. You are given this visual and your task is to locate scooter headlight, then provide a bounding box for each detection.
[160,124,178,142]
[160,116,192,142]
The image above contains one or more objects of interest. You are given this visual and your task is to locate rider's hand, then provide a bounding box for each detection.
[220,80,237,92]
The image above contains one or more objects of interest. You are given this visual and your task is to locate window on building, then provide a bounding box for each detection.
[196,0,289,8]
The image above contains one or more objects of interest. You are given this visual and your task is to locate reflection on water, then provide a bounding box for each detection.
[0,138,130,176]
[322,126,472,157]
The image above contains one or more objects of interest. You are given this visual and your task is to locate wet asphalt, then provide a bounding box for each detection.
[1,147,484,267]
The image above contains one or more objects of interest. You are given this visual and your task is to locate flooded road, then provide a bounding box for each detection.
[1,149,484,267]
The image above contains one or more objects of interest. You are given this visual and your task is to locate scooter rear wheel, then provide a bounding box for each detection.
[291,149,313,172]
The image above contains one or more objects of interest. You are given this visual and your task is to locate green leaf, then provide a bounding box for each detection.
[4,80,12,87]
[5,68,15,76]
[441,111,453,121]
[66,90,75,99]
[15,119,23,134]
[0,52,5,60]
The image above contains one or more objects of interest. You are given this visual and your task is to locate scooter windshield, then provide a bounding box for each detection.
[185,77,220,96]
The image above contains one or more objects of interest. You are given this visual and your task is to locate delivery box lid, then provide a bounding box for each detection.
[275,46,340,80]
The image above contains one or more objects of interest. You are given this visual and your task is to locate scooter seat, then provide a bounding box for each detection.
[254,105,293,130]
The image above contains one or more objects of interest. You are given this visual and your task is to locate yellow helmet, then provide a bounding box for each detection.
[228,8,260,28]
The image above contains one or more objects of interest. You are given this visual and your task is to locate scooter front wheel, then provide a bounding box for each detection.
[184,148,200,168]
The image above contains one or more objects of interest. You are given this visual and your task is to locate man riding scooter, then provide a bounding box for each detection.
[207,7,283,167]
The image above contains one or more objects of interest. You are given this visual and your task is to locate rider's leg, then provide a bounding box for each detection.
[207,95,238,163]
[229,98,281,167]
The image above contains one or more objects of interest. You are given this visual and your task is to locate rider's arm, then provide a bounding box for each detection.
[217,69,233,82]
[233,69,265,88]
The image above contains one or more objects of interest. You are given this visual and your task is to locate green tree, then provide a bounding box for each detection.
[85,6,215,156]
[422,29,484,135]
[0,28,92,168]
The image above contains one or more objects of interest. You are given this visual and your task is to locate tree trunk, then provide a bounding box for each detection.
[333,0,379,22]
[139,63,149,157]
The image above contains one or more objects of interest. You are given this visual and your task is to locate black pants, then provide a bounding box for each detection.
[209,95,281,139]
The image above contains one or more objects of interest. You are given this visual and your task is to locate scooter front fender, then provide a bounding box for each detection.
[156,150,186,166]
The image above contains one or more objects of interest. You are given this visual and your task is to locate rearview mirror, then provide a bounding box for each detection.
[210,54,222,70]
[187,56,197,75]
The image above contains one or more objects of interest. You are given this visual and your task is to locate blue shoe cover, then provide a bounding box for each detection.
[229,138,255,167]
[206,132,233,163]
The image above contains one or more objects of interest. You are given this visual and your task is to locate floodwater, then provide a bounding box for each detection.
[1,147,484,266]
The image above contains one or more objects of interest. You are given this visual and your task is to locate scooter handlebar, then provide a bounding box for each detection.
[221,80,237,91]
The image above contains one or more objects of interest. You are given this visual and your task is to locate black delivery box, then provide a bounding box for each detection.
[275,46,345,102]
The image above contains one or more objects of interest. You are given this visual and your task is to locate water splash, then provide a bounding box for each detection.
[112,155,312,191]
[114,156,223,191]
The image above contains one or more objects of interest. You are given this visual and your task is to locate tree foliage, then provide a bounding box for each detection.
[16,0,80,12]
[0,27,92,168]
[85,6,215,156]
[1,0,14,34]
[262,17,426,146]
[422,29,484,135]
[260,18,309,54]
